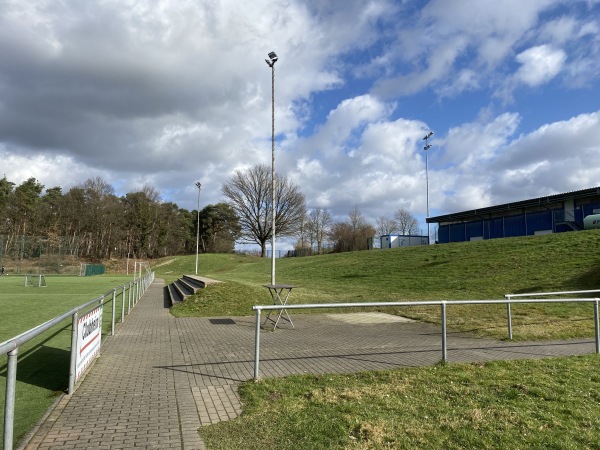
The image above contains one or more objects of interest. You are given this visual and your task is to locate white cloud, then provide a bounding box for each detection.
[303,95,394,159]
[515,44,567,86]
[287,95,430,219]
[373,0,560,99]
[443,113,520,169]
[423,110,600,216]
[1,0,600,239]
[440,110,600,210]
[0,0,393,210]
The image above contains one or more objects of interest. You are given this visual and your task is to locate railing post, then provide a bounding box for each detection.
[441,301,447,363]
[254,308,262,381]
[594,299,599,354]
[121,286,125,323]
[4,347,18,450]
[111,289,116,336]
[506,297,513,340]
[126,283,131,315]
[68,312,79,394]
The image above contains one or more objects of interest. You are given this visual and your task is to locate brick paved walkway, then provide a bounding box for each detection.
[22,278,597,449]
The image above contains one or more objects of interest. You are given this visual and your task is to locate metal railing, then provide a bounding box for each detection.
[504,289,600,340]
[1,271,155,450]
[252,294,600,380]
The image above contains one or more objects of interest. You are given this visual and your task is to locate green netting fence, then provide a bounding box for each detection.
[80,264,106,277]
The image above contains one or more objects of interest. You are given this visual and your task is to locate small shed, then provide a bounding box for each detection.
[380,234,429,249]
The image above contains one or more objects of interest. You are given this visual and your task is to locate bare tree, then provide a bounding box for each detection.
[330,207,376,252]
[308,207,332,254]
[294,214,311,256]
[222,164,306,257]
[376,216,398,237]
[394,207,419,235]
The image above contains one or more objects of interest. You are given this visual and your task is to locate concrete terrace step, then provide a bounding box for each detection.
[165,274,222,307]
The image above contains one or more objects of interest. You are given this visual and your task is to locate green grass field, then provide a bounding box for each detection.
[3,230,600,448]
[0,274,134,446]
[165,230,600,341]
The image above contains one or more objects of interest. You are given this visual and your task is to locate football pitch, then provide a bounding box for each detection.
[0,274,135,445]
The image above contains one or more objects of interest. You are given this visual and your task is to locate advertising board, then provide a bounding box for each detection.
[75,305,103,382]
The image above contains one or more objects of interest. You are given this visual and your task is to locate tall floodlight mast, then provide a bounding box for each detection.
[195,181,202,275]
[423,131,433,243]
[265,51,278,285]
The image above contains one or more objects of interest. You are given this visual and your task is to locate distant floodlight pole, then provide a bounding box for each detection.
[265,51,278,285]
[195,181,202,275]
[423,131,433,243]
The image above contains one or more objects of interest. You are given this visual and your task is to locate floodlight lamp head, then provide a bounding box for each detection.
[265,51,278,67]
[424,144,432,151]
[423,131,433,140]
[195,182,202,189]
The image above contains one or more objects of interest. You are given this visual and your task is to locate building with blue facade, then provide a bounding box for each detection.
[427,187,600,244]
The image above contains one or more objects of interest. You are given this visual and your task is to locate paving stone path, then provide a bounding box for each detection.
[22,278,597,449]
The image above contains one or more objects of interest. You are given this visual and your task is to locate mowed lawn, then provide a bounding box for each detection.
[3,230,600,448]
[0,274,134,445]
[156,231,600,449]
[167,230,600,341]
[200,355,600,449]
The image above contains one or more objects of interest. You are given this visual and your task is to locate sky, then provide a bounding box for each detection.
[1,0,600,245]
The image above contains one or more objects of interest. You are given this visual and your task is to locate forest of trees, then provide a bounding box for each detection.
[0,176,239,261]
[0,172,422,263]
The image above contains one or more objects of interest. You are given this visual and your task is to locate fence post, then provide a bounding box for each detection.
[111,289,117,335]
[594,299,599,354]
[441,301,447,363]
[68,312,79,395]
[254,308,262,381]
[506,298,513,340]
[4,347,18,450]
[121,286,125,323]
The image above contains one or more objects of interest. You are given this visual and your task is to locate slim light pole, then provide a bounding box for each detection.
[195,181,201,275]
[265,51,278,285]
[423,131,433,243]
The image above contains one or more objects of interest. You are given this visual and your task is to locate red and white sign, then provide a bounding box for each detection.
[75,305,103,382]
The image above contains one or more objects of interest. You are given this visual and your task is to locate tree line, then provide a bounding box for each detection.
[0,176,240,260]
[0,166,420,261]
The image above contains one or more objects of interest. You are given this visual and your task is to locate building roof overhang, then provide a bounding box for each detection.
[427,186,600,224]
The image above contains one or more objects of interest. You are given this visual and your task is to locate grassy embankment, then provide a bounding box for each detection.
[155,231,600,449]
[163,230,600,340]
